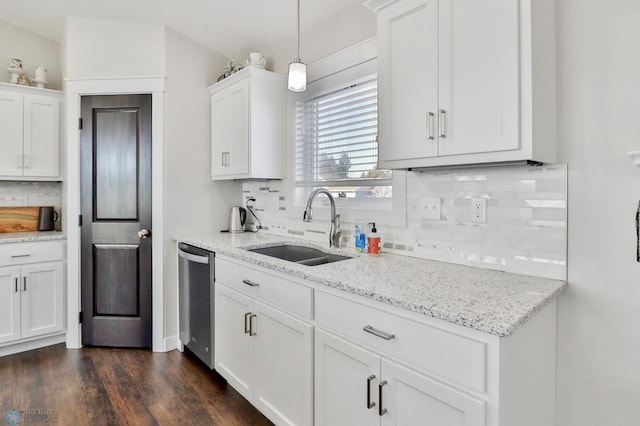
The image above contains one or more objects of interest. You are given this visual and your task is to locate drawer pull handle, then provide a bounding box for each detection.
[23,277,26,291]
[366,375,376,409]
[15,277,18,293]
[363,325,395,340]
[379,380,388,416]
[244,312,251,334]
[11,254,30,258]
[249,314,257,336]
[242,279,260,287]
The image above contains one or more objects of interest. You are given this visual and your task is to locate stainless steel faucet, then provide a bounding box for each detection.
[303,188,341,248]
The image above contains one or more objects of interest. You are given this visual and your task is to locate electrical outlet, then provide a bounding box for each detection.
[470,198,487,223]
[423,197,441,220]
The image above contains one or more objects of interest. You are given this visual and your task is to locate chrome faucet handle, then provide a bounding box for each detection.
[331,214,342,248]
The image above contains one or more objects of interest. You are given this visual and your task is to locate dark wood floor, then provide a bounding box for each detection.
[0,344,273,425]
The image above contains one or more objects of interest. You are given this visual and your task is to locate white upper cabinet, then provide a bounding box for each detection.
[367,0,556,169]
[209,68,286,180]
[0,83,62,179]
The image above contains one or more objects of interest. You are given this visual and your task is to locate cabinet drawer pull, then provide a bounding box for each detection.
[366,375,376,409]
[363,325,395,340]
[439,109,447,138]
[242,279,260,287]
[11,254,31,258]
[23,277,26,291]
[15,277,18,293]
[244,312,251,334]
[249,314,257,336]
[379,380,388,416]
[427,112,435,140]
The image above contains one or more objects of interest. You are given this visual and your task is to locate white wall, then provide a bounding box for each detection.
[266,2,376,75]
[65,17,165,79]
[0,20,62,90]
[556,0,640,424]
[163,27,240,344]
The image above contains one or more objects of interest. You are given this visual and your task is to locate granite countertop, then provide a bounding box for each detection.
[0,231,66,244]
[179,232,567,337]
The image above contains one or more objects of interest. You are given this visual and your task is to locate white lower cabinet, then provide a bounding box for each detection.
[315,328,485,426]
[0,262,64,344]
[215,283,313,426]
[212,254,557,426]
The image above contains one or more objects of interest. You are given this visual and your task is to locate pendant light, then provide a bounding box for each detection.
[288,0,306,92]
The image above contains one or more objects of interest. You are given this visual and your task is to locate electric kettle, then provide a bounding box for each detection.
[229,206,246,233]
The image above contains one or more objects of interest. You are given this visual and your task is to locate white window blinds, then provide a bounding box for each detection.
[295,74,390,188]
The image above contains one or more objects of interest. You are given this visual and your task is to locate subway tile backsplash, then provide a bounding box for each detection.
[0,181,62,209]
[241,164,567,280]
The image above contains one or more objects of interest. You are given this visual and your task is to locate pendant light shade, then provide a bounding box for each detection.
[288,60,307,92]
[288,0,306,92]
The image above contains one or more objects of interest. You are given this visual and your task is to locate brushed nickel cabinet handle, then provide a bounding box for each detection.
[249,314,257,336]
[363,325,395,340]
[439,109,447,138]
[367,375,376,409]
[379,380,388,416]
[11,254,31,258]
[244,312,251,334]
[427,112,435,140]
[242,279,259,287]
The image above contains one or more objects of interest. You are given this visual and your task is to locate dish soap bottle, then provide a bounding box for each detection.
[355,222,367,252]
[367,222,380,254]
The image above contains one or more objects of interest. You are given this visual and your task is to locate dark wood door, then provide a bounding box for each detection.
[80,94,152,348]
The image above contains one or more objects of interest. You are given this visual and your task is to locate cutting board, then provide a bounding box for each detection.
[0,207,40,233]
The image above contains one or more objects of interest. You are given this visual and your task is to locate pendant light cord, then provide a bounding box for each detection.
[296,0,301,61]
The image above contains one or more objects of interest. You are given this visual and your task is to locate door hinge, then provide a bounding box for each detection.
[78,215,83,227]
[79,117,83,130]
[79,311,83,324]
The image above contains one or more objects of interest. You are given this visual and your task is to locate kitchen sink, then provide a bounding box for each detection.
[247,244,352,266]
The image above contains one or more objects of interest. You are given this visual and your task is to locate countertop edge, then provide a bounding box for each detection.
[177,233,567,338]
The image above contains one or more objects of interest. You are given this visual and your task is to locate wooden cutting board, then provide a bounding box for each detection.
[0,207,40,233]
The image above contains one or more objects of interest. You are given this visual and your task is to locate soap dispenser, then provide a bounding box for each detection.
[367,222,380,254]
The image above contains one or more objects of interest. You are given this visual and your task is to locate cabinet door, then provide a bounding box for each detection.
[315,328,380,426]
[214,283,254,400]
[437,0,520,156]
[378,0,438,163]
[0,91,24,176]
[380,359,486,426]
[0,266,21,344]
[20,262,64,339]
[211,78,250,178]
[23,95,60,177]
[253,301,313,426]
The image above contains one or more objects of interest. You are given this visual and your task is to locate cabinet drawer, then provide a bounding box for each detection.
[216,256,313,320]
[0,240,65,266]
[315,290,486,392]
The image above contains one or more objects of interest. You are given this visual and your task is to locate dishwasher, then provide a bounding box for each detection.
[178,243,215,369]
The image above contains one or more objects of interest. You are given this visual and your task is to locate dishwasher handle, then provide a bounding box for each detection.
[178,248,210,264]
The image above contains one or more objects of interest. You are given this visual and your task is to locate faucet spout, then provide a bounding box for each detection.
[303,188,342,248]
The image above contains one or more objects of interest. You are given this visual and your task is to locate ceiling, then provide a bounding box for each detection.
[0,0,363,58]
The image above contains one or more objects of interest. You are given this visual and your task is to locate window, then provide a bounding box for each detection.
[294,70,391,206]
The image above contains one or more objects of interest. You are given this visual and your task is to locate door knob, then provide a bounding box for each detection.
[138,229,151,238]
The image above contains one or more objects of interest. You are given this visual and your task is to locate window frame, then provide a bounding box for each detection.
[286,37,407,228]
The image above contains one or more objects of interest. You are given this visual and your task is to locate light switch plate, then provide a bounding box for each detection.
[423,197,441,220]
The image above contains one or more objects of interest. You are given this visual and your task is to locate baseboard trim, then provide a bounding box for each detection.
[0,334,66,357]
[161,335,178,353]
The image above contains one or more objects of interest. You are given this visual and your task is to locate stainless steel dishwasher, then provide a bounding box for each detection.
[178,243,215,369]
